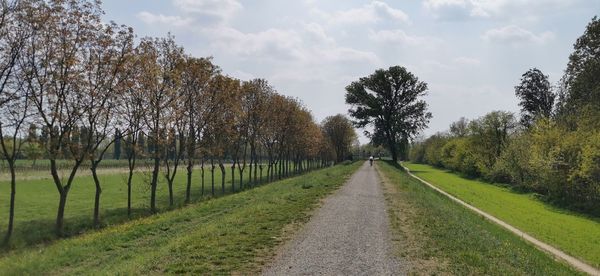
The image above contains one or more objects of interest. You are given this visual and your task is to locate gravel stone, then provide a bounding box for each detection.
[262,162,403,275]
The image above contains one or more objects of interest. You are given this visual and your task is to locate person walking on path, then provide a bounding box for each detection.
[369,156,374,166]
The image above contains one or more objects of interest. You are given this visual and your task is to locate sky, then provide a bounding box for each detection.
[102,0,599,143]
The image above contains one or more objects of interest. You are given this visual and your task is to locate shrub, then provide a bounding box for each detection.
[494,134,533,187]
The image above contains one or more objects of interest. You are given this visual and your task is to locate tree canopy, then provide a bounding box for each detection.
[321,114,356,163]
[345,66,431,161]
[514,68,554,127]
[410,16,600,217]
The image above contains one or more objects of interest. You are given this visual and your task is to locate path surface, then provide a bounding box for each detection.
[262,162,401,275]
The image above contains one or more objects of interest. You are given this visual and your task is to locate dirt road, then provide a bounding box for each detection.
[262,162,401,275]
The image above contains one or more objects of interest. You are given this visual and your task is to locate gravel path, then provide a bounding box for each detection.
[262,162,402,275]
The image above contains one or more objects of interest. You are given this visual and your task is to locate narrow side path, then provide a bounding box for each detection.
[262,162,401,275]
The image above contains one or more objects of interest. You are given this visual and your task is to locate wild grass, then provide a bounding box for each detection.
[0,161,361,274]
[403,162,600,269]
[0,162,311,249]
[378,161,580,275]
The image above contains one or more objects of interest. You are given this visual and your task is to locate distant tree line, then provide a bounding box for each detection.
[321,114,357,163]
[0,0,347,243]
[410,16,600,216]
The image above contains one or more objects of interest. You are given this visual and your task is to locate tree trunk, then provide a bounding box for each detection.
[201,160,205,197]
[4,160,16,244]
[126,168,133,217]
[386,130,398,162]
[389,143,398,162]
[231,162,236,193]
[248,163,253,188]
[126,148,136,218]
[279,156,283,179]
[150,156,160,213]
[210,159,215,196]
[185,160,193,204]
[269,161,275,182]
[219,162,226,195]
[52,158,81,236]
[91,163,102,228]
[253,153,258,185]
[238,162,245,191]
[286,155,290,177]
[56,189,69,236]
[167,178,174,207]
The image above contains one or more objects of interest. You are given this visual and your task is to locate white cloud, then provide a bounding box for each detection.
[313,1,410,26]
[173,0,242,22]
[303,22,335,45]
[202,24,379,65]
[423,0,477,20]
[136,11,194,27]
[204,27,303,60]
[453,56,481,66]
[368,29,441,48]
[422,60,455,71]
[482,25,555,44]
[423,0,578,21]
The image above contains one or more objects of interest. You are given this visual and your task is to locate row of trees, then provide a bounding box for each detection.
[0,0,344,243]
[410,16,600,216]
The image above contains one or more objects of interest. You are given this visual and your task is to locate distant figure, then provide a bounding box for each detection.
[369,156,374,166]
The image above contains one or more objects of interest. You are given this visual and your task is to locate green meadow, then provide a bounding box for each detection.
[0,162,361,274]
[403,162,600,269]
[378,161,579,275]
[0,162,297,248]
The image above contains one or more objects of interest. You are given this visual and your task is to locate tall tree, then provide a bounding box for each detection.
[561,16,600,117]
[468,111,516,174]
[514,68,554,127]
[121,49,147,216]
[0,0,30,243]
[345,66,431,162]
[25,0,104,236]
[137,35,184,212]
[449,117,469,137]
[78,22,134,227]
[321,114,356,163]
[180,56,218,203]
[241,79,270,187]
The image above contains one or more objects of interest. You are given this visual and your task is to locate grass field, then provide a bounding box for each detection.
[0,159,131,171]
[0,161,361,274]
[377,161,580,275]
[403,162,600,269]
[0,162,302,249]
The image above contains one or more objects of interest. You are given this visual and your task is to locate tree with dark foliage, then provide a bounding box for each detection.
[345,66,431,162]
[514,68,554,127]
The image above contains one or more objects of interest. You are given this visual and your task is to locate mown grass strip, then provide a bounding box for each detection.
[403,162,600,270]
[377,161,580,275]
[0,166,277,249]
[0,162,361,275]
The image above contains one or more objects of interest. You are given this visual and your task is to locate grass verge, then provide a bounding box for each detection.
[0,165,284,248]
[403,162,600,269]
[377,161,579,275]
[0,161,361,275]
